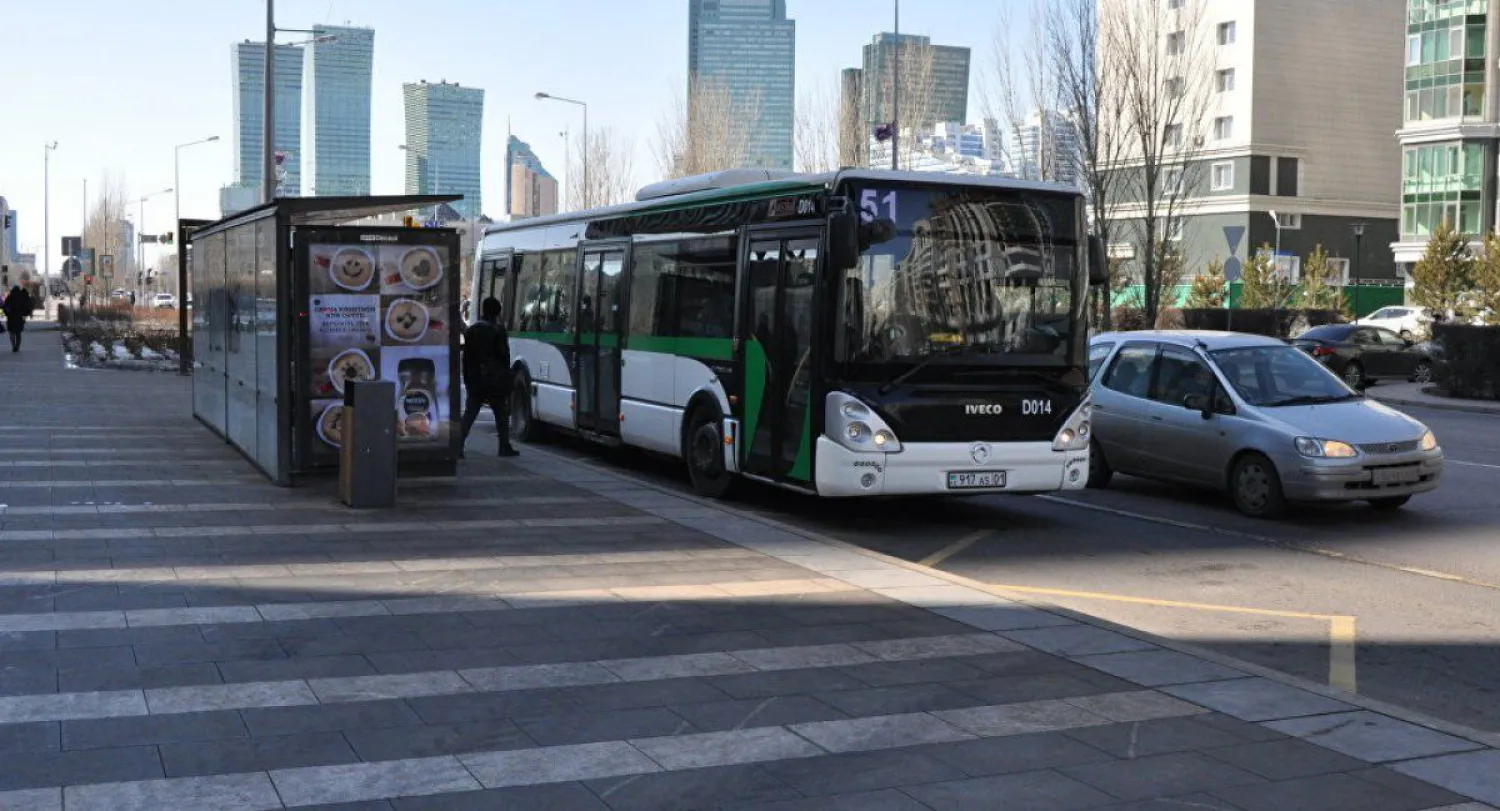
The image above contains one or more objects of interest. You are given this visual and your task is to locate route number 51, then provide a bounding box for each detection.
[860,189,898,223]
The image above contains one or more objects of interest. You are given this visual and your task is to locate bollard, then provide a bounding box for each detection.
[339,380,398,508]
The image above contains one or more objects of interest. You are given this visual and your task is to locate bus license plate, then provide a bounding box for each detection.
[947,470,1007,490]
[1372,467,1420,486]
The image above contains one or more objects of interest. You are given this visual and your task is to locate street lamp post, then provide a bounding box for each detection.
[891,0,901,171]
[536,92,588,207]
[43,142,58,286]
[1351,222,1366,320]
[262,0,335,202]
[175,136,220,243]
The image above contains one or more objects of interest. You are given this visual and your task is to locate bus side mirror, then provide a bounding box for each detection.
[829,211,861,270]
[1088,236,1108,286]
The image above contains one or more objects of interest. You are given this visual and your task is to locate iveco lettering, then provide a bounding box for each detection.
[476,168,1109,498]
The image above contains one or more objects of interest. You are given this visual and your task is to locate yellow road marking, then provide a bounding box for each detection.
[986,582,1358,692]
[919,530,992,568]
[1329,616,1358,692]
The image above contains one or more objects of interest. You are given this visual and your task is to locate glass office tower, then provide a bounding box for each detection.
[305,25,375,196]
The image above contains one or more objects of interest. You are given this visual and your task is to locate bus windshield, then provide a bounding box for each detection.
[836,183,1082,369]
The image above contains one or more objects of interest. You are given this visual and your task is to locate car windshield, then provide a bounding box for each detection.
[836,184,1081,367]
[1209,345,1358,407]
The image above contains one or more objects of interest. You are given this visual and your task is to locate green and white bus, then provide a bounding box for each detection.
[474,169,1105,498]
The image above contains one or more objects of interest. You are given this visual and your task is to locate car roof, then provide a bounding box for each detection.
[1090,330,1289,351]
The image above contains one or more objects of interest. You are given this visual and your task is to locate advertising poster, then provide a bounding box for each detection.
[306,239,453,457]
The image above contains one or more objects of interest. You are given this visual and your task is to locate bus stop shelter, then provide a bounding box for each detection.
[185,195,462,485]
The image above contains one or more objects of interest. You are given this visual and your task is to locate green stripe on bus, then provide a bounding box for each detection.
[789,398,813,482]
[743,338,768,463]
[576,333,621,348]
[512,331,573,344]
[626,335,734,360]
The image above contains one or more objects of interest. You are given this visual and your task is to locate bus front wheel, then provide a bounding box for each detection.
[510,373,543,443]
[685,406,736,499]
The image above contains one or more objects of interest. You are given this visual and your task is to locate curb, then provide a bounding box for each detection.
[522,442,1500,755]
[1369,390,1500,416]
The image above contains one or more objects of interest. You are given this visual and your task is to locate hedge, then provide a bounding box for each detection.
[1177,308,1345,338]
[1432,324,1500,401]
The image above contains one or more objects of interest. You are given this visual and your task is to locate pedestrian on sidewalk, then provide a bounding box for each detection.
[459,296,518,459]
[2,285,34,352]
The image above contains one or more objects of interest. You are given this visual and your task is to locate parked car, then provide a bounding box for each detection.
[1356,306,1431,340]
[1291,324,1435,388]
[152,293,177,309]
[1088,331,1443,518]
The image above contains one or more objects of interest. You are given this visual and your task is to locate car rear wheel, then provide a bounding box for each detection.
[1342,361,1366,389]
[1411,361,1434,384]
[1231,453,1287,519]
[1368,495,1412,510]
[1086,440,1113,489]
[1400,329,1414,341]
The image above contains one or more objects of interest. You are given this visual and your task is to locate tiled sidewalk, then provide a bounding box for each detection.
[0,329,1496,810]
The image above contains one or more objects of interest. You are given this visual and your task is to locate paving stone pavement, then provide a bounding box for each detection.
[0,329,1497,809]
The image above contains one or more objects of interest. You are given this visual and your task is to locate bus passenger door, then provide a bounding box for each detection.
[576,246,627,435]
[740,231,821,484]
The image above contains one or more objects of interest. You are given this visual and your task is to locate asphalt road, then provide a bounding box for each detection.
[523,401,1500,734]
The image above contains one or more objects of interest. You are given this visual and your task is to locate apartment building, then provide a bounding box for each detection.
[1102,0,1404,297]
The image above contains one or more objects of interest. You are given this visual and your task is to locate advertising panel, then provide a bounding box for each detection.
[300,229,458,465]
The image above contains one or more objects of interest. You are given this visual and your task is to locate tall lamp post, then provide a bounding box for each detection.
[136,188,173,299]
[263,0,335,202]
[1351,222,1366,320]
[536,93,588,207]
[43,142,58,286]
[891,0,901,170]
[175,136,220,241]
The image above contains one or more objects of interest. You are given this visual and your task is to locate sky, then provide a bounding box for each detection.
[0,0,1022,274]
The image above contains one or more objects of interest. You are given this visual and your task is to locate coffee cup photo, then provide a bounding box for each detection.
[385,299,430,343]
[329,248,376,292]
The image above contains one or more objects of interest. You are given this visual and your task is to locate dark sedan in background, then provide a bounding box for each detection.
[1292,324,1435,388]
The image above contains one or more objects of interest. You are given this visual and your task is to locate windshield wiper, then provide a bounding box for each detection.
[1262,393,1363,407]
[879,344,985,393]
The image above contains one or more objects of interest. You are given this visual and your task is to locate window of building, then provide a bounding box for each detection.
[1210,161,1234,191]
[1326,257,1351,285]
[1165,124,1183,148]
[1165,76,1184,97]
[1276,157,1299,197]
[1167,0,1184,8]
[1274,212,1301,230]
[1164,166,1184,193]
[1216,68,1235,93]
[1166,31,1185,55]
[1217,21,1236,45]
[1407,34,1422,66]
[1167,217,1185,242]
[1213,116,1233,140]
[1250,156,1271,195]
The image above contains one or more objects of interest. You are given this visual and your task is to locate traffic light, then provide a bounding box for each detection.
[161,232,174,245]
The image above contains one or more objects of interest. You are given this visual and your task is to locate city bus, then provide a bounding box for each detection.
[474,168,1105,498]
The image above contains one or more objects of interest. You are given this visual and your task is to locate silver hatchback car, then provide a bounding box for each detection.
[1088,331,1444,518]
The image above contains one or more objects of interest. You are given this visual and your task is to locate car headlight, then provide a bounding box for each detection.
[1052,396,1092,452]
[826,392,902,453]
[1295,437,1358,458]
[1420,431,1439,452]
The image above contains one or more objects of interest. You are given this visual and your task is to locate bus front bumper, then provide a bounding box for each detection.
[814,437,1089,498]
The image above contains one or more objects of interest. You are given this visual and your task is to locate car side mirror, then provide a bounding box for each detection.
[1088,236,1108,286]
[1182,393,1210,416]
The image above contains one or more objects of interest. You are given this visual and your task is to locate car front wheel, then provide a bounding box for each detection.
[1369,495,1412,510]
[1230,453,1288,519]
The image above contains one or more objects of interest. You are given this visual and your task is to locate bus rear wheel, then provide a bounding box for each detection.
[685,406,736,499]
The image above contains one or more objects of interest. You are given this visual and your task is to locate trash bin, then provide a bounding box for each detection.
[339,380,397,508]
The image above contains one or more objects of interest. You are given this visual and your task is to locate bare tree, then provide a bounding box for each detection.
[653,78,761,179]
[82,173,132,302]
[989,1,1063,183]
[569,127,636,209]
[1099,0,1213,325]
[795,76,840,173]
[838,71,866,168]
[888,40,938,170]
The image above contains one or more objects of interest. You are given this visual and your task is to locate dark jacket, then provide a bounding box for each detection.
[2,289,33,322]
[462,317,512,394]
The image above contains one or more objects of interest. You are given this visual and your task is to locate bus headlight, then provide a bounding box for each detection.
[1052,396,1092,452]
[827,392,902,454]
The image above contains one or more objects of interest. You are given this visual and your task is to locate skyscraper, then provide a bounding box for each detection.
[305,25,374,196]
[232,41,304,195]
[403,80,485,219]
[505,136,558,219]
[1009,109,1082,187]
[687,0,796,170]
[860,33,971,131]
